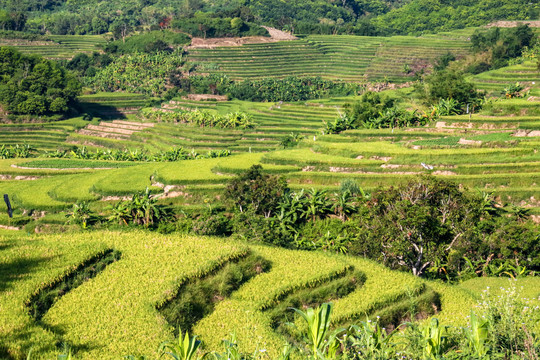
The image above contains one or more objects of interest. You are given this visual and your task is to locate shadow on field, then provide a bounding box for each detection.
[0,256,48,292]
[78,102,127,120]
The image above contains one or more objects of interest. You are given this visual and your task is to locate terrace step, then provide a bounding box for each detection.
[86,125,136,135]
[99,122,151,131]
[112,120,155,128]
[78,129,130,140]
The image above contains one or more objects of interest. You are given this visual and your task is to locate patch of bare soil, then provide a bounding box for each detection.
[458,138,482,146]
[366,81,414,92]
[0,224,20,230]
[432,170,457,176]
[187,26,296,49]
[486,21,540,28]
[0,173,40,180]
[185,94,228,101]
[261,26,297,40]
[370,156,392,162]
[513,130,540,137]
[101,196,131,201]
[527,96,540,102]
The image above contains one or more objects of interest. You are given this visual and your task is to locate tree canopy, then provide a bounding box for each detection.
[0,47,80,115]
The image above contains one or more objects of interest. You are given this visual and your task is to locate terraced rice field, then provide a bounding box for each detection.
[188,35,470,82]
[470,60,540,94]
[3,229,537,359]
[0,35,106,60]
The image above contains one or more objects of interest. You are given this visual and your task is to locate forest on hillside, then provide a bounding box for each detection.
[0,0,538,37]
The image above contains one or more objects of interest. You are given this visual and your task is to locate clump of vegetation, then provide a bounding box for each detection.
[0,47,80,115]
[226,76,362,102]
[470,24,537,72]
[222,167,539,281]
[107,187,173,228]
[280,132,304,149]
[501,82,525,98]
[172,13,268,38]
[103,30,191,54]
[63,52,113,80]
[0,144,34,158]
[88,49,185,96]
[329,91,432,134]
[45,146,230,162]
[416,69,484,114]
[141,108,255,129]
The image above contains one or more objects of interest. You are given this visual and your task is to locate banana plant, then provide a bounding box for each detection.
[159,332,201,360]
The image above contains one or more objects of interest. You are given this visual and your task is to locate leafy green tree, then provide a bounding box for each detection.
[344,91,395,128]
[417,69,483,113]
[0,47,80,115]
[224,165,288,218]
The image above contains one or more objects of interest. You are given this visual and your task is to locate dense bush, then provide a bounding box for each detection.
[103,30,190,54]
[222,168,539,281]
[226,76,362,102]
[45,146,230,162]
[0,47,80,115]
[415,69,484,113]
[180,75,362,102]
[470,25,538,70]
[328,91,431,133]
[172,13,268,38]
[141,108,254,129]
[88,50,184,96]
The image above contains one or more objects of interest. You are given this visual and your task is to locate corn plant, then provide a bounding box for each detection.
[345,318,396,360]
[206,334,243,360]
[292,302,334,358]
[159,332,201,360]
[421,318,449,360]
[464,312,489,358]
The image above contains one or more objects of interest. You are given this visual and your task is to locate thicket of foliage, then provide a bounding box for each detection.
[45,146,231,162]
[226,77,362,102]
[469,25,538,72]
[172,13,268,38]
[180,75,362,102]
[62,52,113,80]
[415,69,484,113]
[103,30,191,54]
[2,0,538,36]
[326,91,432,133]
[219,167,539,280]
[141,108,255,129]
[88,49,184,96]
[0,47,80,115]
